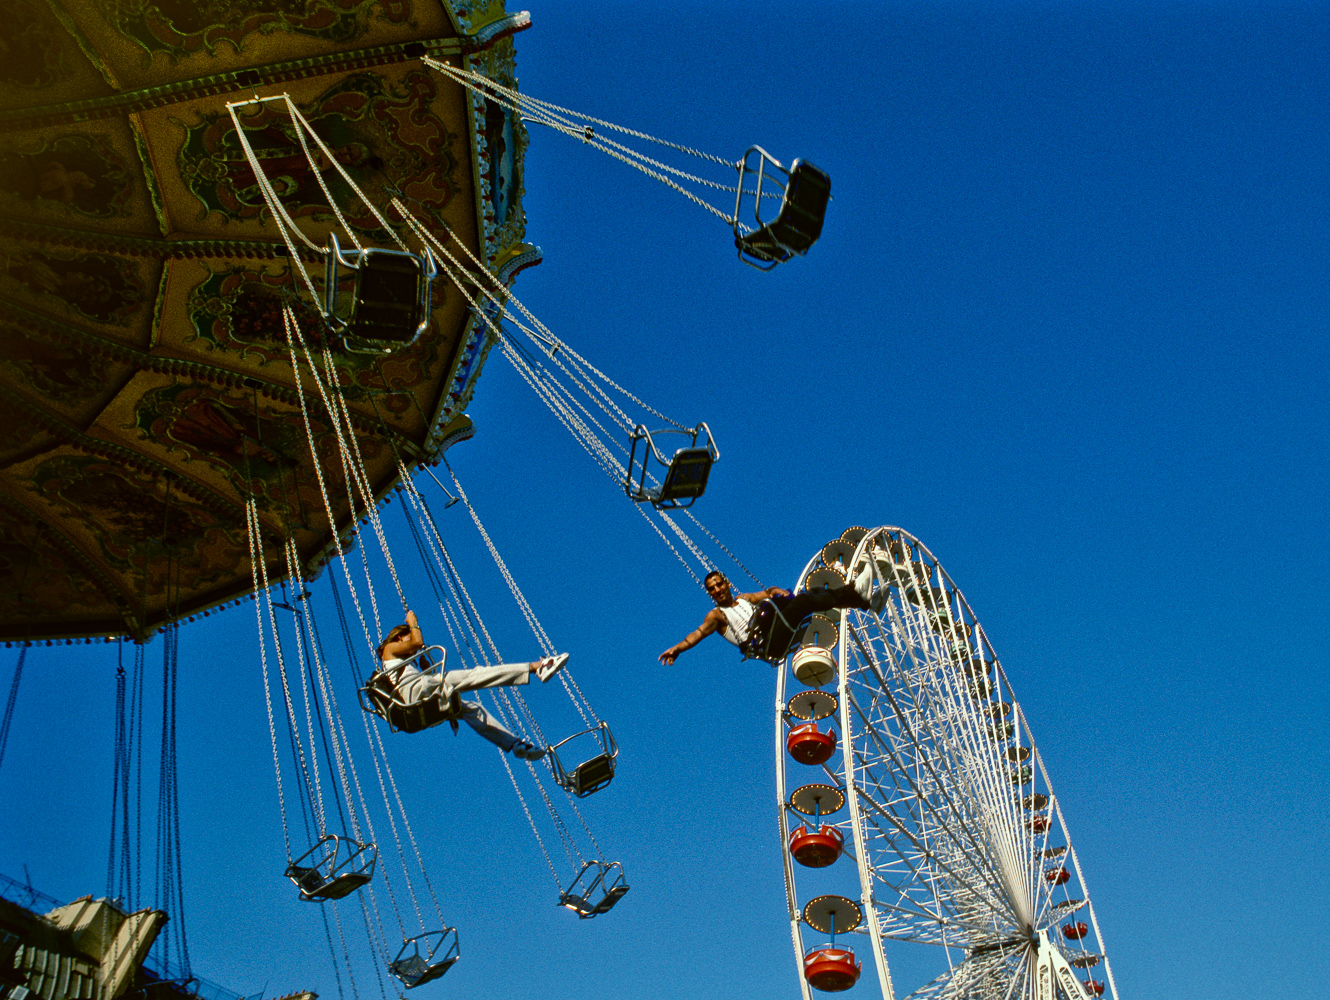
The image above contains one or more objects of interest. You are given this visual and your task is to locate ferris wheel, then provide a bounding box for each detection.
[775,527,1119,1000]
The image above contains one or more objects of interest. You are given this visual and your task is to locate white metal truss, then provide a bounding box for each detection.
[776,527,1118,1000]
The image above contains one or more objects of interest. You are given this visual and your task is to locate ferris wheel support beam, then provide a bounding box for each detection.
[775,665,814,1000]
[838,612,897,1000]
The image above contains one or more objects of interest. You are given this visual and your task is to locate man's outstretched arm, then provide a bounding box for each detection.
[660,611,724,665]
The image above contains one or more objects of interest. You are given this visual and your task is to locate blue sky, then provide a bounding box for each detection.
[4,2,1329,999]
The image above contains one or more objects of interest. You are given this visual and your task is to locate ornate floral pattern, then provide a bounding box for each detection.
[28,455,245,590]
[101,0,410,61]
[178,70,460,237]
[0,322,109,404]
[0,0,65,90]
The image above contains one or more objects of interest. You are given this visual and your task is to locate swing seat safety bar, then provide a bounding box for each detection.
[548,721,619,798]
[732,146,831,271]
[325,232,438,355]
[625,422,719,509]
[285,833,377,901]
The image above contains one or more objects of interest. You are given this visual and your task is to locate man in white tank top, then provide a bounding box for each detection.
[659,567,881,665]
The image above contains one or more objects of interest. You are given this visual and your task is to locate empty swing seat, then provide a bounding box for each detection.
[325,233,436,355]
[548,722,618,797]
[285,834,376,901]
[732,148,831,270]
[625,423,719,509]
[390,929,459,989]
[558,860,629,919]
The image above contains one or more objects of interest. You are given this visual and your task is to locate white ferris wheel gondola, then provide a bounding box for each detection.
[775,527,1117,1000]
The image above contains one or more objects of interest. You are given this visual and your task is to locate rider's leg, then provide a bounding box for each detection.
[456,700,521,752]
[443,662,531,692]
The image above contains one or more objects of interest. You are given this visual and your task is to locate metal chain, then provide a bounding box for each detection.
[633,503,702,586]
[247,499,293,858]
[282,306,384,651]
[683,510,764,587]
[426,58,738,167]
[496,743,563,892]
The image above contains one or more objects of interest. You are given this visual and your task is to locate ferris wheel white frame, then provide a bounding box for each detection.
[775,527,1119,1000]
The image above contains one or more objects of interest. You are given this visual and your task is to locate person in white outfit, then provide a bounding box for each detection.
[375,609,567,760]
[659,568,880,665]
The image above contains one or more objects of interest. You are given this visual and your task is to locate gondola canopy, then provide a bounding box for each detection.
[0,0,537,642]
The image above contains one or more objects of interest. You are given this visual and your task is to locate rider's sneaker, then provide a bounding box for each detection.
[536,652,569,683]
[512,741,547,760]
[853,562,889,615]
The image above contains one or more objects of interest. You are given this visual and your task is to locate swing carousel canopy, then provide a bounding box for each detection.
[0,0,537,642]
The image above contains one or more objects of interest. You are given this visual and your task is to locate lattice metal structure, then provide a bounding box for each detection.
[776,527,1118,1000]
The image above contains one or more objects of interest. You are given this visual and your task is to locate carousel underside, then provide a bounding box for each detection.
[0,0,536,642]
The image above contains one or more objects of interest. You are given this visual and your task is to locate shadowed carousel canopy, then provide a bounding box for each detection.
[0,0,539,643]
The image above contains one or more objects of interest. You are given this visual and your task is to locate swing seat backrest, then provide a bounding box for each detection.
[345,250,429,345]
[286,864,372,901]
[655,447,715,505]
[389,693,462,734]
[592,881,630,915]
[736,160,831,268]
[391,956,430,986]
[566,753,615,798]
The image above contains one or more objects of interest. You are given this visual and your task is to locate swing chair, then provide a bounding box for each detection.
[285,833,377,901]
[325,233,437,355]
[547,721,618,797]
[558,859,630,919]
[733,146,832,271]
[225,95,440,358]
[423,59,830,270]
[357,645,463,734]
[390,929,460,988]
[625,423,719,509]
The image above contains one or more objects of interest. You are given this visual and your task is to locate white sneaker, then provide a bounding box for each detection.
[512,741,547,760]
[536,652,569,683]
[853,562,875,602]
[853,562,889,615]
[869,586,890,615]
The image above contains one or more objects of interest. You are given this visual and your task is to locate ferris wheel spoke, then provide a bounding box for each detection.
[851,783,1021,939]
[845,687,1020,923]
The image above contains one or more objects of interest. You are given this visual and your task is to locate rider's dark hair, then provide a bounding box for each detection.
[703,570,726,587]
